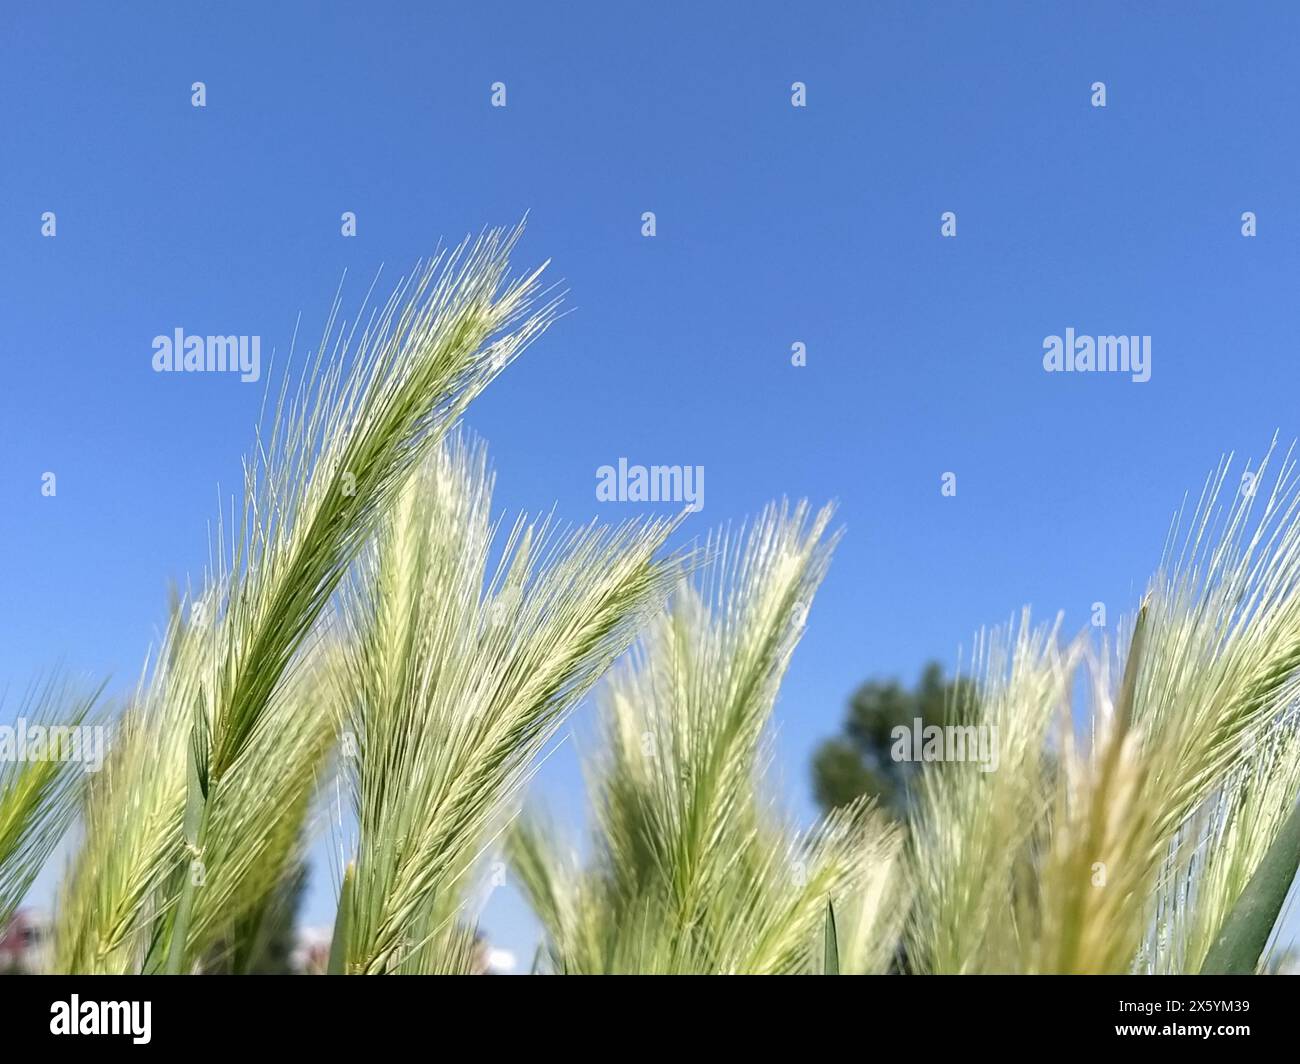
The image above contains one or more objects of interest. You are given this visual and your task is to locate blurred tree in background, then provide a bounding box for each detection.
[811,662,975,818]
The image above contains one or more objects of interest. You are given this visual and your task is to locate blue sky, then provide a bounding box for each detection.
[4,2,1300,967]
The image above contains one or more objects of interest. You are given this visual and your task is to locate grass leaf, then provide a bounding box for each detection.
[823,897,839,975]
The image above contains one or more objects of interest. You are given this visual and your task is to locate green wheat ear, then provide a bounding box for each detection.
[54,223,559,975]
[509,502,905,975]
[331,434,682,974]
[0,678,101,924]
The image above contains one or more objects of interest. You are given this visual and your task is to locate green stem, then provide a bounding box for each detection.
[1200,799,1300,975]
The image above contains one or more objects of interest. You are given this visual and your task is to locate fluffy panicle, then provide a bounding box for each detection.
[512,502,907,974]
[332,434,682,974]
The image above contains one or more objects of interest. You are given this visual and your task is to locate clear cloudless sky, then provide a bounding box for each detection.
[4,2,1299,967]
